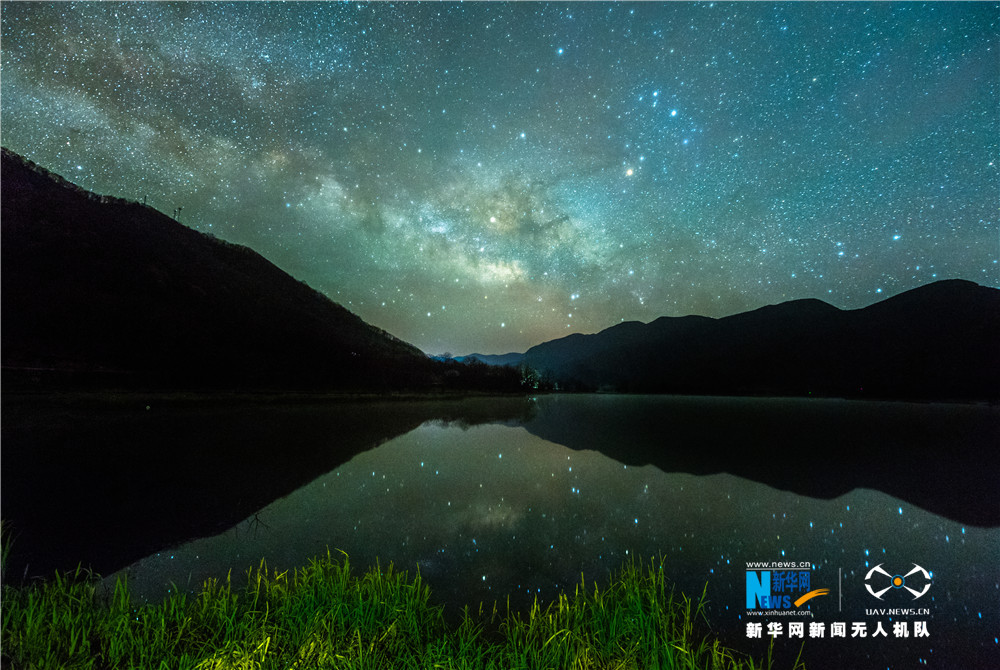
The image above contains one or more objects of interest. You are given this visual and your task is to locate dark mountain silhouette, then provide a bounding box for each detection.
[524,281,1000,400]
[1,148,448,391]
[4,147,995,399]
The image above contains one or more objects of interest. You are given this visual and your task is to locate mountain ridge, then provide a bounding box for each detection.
[4,148,995,399]
[521,278,999,399]
[1,147,442,391]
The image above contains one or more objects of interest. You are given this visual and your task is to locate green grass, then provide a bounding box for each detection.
[2,550,803,669]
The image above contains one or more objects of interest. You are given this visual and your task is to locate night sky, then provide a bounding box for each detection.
[2,2,997,355]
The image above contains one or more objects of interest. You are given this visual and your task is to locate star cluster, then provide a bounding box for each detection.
[2,2,997,354]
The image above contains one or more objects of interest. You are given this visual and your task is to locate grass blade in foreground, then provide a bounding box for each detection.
[2,550,802,669]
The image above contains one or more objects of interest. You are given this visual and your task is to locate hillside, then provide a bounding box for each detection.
[1,148,437,391]
[523,280,1000,400]
[4,148,995,399]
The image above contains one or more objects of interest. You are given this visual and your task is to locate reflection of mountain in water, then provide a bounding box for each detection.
[110,417,999,670]
[1,395,536,578]
[5,392,994,588]
[520,395,1000,527]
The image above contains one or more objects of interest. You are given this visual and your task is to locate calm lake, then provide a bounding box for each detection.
[5,393,998,669]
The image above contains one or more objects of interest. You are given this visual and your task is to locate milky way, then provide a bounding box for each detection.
[2,2,997,354]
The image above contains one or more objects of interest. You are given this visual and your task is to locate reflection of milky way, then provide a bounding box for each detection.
[2,3,997,353]
[113,420,1000,669]
[461,502,524,531]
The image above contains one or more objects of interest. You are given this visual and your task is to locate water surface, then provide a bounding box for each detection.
[109,396,999,670]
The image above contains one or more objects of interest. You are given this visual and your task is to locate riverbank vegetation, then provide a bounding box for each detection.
[2,550,798,669]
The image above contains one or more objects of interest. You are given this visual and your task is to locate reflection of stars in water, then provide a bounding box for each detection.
[353,428,670,597]
[108,414,999,670]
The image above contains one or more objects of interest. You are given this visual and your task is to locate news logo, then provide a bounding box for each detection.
[864,563,932,600]
[746,562,830,611]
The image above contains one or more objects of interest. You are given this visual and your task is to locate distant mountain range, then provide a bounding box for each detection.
[459,281,999,401]
[1,148,505,391]
[453,352,527,367]
[4,147,996,399]
[518,280,999,400]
